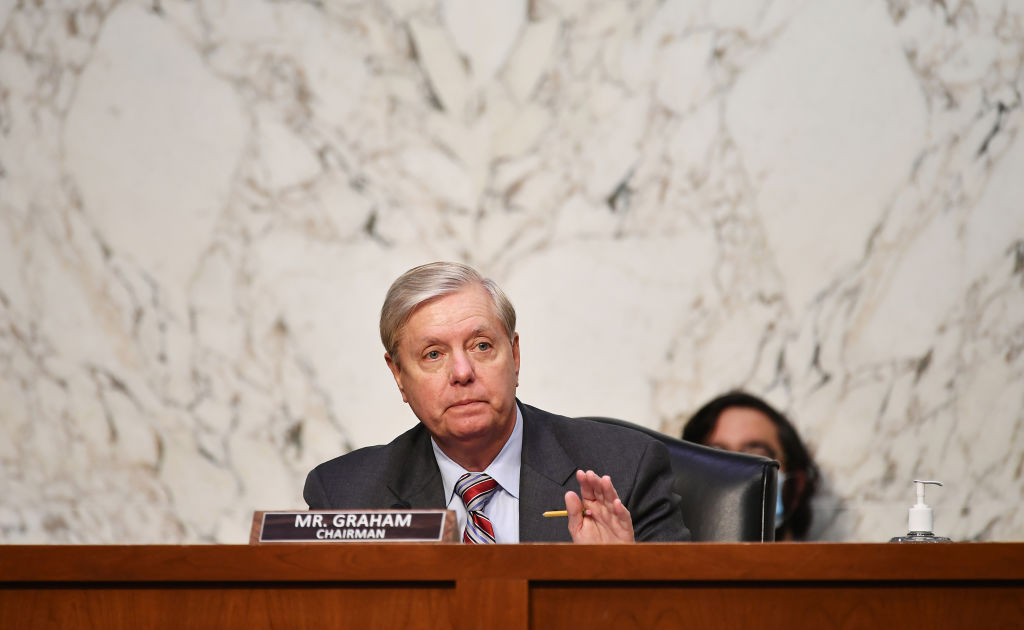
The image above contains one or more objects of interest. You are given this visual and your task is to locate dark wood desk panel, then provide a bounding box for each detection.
[1,544,1022,630]
[4,584,454,630]
[531,583,1024,629]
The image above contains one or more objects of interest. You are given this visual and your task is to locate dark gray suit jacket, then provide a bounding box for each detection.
[303,401,690,542]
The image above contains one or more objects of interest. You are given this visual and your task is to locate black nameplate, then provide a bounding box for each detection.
[251,510,457,543]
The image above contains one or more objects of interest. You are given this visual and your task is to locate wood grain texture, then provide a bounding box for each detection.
[3,543,1023,582]
[0,586,455,630]
[1,544,1021,630]
[455,579,528,630]
[531,584,1024,630]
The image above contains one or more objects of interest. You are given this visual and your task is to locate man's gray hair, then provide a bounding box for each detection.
[380,262,517,358]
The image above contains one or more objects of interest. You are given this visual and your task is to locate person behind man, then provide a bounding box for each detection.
[304,262,689,543]
[683,391,819,541]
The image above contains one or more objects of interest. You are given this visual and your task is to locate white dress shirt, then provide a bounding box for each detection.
[431,404,523,543]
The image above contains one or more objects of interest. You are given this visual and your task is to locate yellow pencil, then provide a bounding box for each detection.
[542,510,590,518]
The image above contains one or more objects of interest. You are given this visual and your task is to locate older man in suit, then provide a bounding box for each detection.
[304,262,689,543]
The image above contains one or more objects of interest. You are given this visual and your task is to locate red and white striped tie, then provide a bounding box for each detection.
[455,472,499,544]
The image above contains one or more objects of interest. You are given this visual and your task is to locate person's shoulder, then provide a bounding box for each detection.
[304,423,431,508]
[520,402,660,448]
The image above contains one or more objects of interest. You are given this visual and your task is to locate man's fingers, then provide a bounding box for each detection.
[599,474,619,503]
[564,491,588,541]
[576,469,596,501]
[567,471,636,543]
[578,470,592,502]
[578,470,623,507]
[611,498,631,524]
[564,490,584,519]
[589,471,606,504]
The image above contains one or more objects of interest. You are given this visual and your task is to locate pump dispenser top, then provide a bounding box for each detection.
[890,479,951,543]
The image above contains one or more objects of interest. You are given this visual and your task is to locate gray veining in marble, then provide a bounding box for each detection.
[1,0,1021,543]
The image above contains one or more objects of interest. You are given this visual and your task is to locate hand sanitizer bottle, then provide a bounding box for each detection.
[889,480,952,543]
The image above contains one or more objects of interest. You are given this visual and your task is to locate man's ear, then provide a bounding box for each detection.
[511,333,520,387]
[384,352,408,403]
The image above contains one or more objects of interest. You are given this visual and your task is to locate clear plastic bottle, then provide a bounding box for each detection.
[889,480,951,543]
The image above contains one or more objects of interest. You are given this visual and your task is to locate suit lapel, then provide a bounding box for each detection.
[384,405,579,541]
[386,425,446,509]
[518,403,578,542]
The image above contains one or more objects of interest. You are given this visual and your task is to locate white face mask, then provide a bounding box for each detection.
[775,471,788,525]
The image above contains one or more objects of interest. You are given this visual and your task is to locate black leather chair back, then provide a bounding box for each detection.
[582,416,778,542]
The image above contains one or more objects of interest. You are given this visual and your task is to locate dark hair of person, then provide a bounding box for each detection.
[683,391,820,540]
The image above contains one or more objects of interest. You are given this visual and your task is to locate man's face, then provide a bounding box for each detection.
[385,285,520,458]
[705,407,787,470]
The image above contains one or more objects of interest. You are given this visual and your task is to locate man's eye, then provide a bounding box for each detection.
[476,342,491,351]
[425,350,440,360]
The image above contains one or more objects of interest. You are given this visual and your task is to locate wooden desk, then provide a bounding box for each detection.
[2,543,1022,629]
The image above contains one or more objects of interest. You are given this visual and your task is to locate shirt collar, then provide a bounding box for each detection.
[432,403,523,504]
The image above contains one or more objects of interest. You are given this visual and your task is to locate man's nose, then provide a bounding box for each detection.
[449,349,475,384]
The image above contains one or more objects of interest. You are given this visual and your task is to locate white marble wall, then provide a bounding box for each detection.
[1,0,1021,543]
